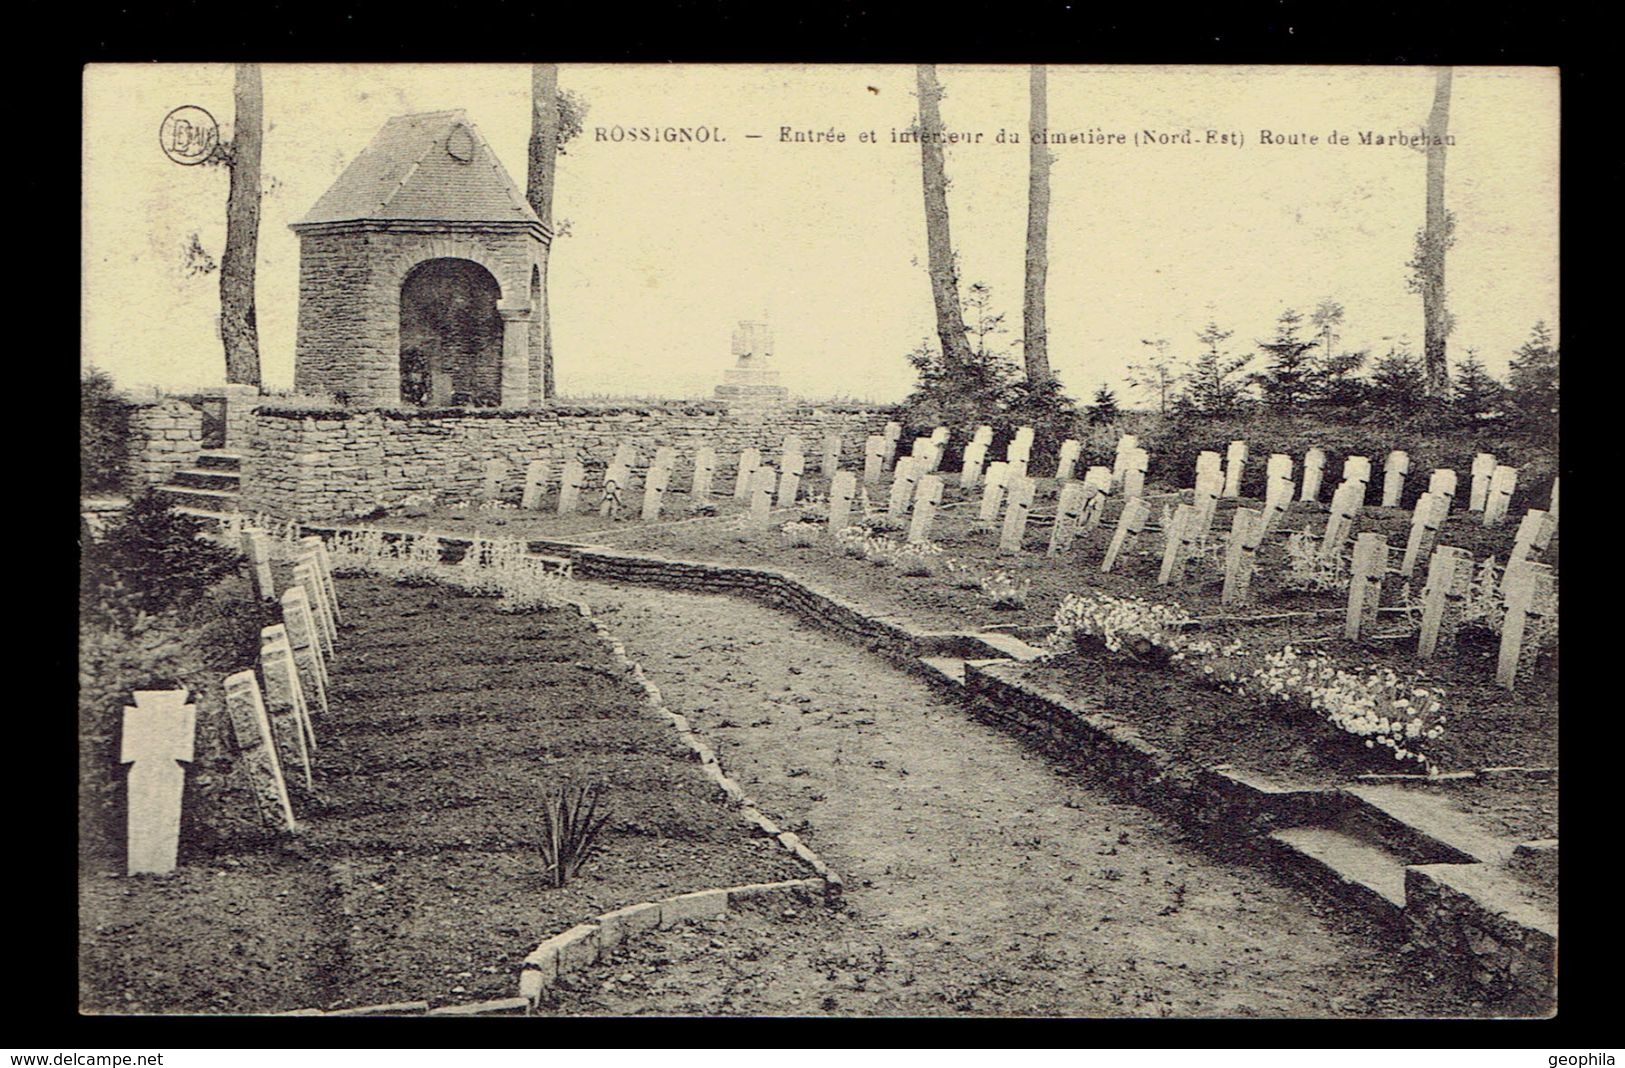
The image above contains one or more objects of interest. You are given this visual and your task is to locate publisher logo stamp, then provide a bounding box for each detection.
[159,106,219,165]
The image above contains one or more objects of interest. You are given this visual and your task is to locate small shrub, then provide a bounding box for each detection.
[1251,646,1446,767]
[1282,526,1350,592]
[80,368,130,496]
[893,541,944,576]
[1047,591,1192,661]
[539,784,611,888]
[780,521,822,548]
[81,491,244,621]
[942,557,985,589]
[980,570,1030,610]
[834,525,871,559]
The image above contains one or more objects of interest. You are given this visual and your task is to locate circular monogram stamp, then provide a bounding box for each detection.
[159,106,220,165]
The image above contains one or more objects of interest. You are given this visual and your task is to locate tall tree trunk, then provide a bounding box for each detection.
[1022,65,1052,384]
[915,64,974,371]
[1421,67,1453,397]
[527,63,561,400]
[220,62,262,386]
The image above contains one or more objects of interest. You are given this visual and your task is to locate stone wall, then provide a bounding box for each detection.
[125,400,204,492]
[242,403,895,520]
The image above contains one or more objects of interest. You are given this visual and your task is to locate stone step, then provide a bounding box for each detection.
[158,484,242,514]
[172,505,236,528]
[195,449,243,471]
[1345,783,1516,865]
[970,631,1050,661]
[917,656,967,686]
[170,467,242,490]
[1267,825,1411,916]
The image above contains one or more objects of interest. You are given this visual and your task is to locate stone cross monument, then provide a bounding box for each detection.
[714,321,789,419]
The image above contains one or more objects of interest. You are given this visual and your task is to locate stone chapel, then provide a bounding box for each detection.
[290,110,551,408]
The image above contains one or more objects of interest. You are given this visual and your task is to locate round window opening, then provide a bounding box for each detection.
[446,124,476,162]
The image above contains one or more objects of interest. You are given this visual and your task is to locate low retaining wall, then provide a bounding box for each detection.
[125,400,203,491]
[243,404,895,519]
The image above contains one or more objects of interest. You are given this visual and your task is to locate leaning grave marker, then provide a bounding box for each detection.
[223,670,297,831]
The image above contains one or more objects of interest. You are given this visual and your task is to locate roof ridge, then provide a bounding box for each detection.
[386,109,468,123]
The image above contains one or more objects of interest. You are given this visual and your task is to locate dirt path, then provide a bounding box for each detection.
[559,580,1483,1017]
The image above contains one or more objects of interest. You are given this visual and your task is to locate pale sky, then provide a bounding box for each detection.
[82,64,1558,404]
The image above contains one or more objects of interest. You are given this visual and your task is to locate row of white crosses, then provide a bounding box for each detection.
[123,532,343,875]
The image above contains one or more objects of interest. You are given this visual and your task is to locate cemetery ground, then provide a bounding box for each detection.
[542,583,1487,1017]
[357,471,1559,783]
[78,566,802,1014]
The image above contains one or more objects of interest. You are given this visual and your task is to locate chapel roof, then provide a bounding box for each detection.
[294,110,543,229]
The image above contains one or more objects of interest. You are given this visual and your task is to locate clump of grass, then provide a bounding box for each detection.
[539,784,611,888]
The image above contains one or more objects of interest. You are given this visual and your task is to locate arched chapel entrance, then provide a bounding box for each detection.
[398,258,504,407]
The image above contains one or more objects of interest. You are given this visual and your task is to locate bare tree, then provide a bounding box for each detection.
[1021,65,1053,384]
[1409,67,1455,397]
[219,62,262,386]
[915,64,974,372]
[527,64,562,400]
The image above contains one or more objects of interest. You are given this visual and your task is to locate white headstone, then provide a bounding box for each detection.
[1222,507,1264,605]
[1381,451,1410,508]
[1427,468,1458,513]
[1055,439,1081,482]
[1158,503,1198,586]
[1418,546,1472,659]
[243,530,275,601]
[1300,448,1327,502]
[481,457,508,502]
[1258,475,1294,539]
[521,459,552,511]
[1501,509,1550,593]
[223,670,296,831]
[641,462,672,521]
[1196,451,1223,485]
[1101,497,1152,573]
[1222,440,1247,498]
[120,689,196,875]
[1111,434,1139,488]
[1320,479,1363,561]
[1496,562,1554,689]
[1122,447,1149,501]
[259,628,313,791]
[748,465,778,528]
[601,461,632,518]
[1548,475,1560,520]
[1344,532,1388,640]
[733,447,761,502]
[558,458,587,515]
[908,475,945,543]
[653,446,678,474]
[1483,465,1518,526]
[828,470,857,531]
[821,433,841,476]
[960,441,989,488]
[1049,481,1090,556]
[613,442,639,470]
[292,558,336,658]
[692,446,717,499]
[1266,453,1292,483]
[863,435,887,485]
[978,461,1012,523]
[298,536,342,625]
[999,476,1036,553]
[1469,453,1497,511]
[280,587,329,714]
[1399,492,1448,578]
[777,452,805,507]
[888,458,922,519]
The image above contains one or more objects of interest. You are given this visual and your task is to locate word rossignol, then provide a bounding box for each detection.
[594,126,726,143]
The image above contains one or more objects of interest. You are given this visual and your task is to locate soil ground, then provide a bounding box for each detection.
[78,577,798,1014]
[548,580,1496,1017]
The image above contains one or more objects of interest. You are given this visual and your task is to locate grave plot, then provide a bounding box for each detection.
[78,572,801,1014]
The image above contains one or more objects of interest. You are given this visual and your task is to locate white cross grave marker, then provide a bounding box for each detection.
[641,462,672,521]
[243,529,275,601]
[121,689,197,875]
[259,627,313,791]
[1483,465,1518,526]
[1055,439,1081,482]
[777,452,805,508]
[1222,507,1264,605]
[1344,532,1388,640]
[978,461,1012,523]
[1496,562,1555,689]
[960,440,989,488]
[692,446,717,499]
[888,458,922,518]
[1049,481,1090,556]
[863,435,887,485]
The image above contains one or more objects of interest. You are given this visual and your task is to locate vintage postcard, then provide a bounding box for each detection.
[80,63,1559,1018]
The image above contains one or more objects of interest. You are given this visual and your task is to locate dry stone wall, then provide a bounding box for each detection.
[125,401,204,492]
[242,404,895,519]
